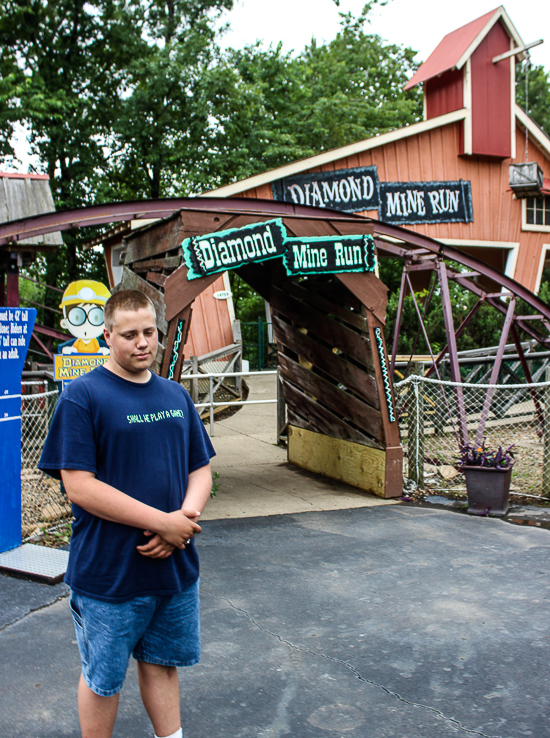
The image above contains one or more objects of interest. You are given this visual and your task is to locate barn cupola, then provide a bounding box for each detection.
[404,6,526,159]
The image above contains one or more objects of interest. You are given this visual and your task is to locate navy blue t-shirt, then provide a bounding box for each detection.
[39,366,215,602]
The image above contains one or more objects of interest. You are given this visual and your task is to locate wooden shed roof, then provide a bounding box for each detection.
[404,6,524,90]
[0,172,62,248]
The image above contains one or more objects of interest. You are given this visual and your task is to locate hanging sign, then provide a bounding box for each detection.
[272,165,380,213]
[182,220,378,280]
[283,234,376,276]
[182,218,287,280]
[379,180,473,225]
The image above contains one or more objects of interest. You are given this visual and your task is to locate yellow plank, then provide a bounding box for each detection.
[288,426,386,498]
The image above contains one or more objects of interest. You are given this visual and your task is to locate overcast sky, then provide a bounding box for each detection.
[218,0,549,71]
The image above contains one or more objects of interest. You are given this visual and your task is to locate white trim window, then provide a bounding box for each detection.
[523,196,550,232]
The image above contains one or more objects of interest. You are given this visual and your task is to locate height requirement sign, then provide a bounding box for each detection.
[182,219,376,280]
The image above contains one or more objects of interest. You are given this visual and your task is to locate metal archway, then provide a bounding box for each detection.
[3,197,550,384]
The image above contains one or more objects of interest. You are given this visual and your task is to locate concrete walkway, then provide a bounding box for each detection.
[1,374,550,738]
[204,374,397,520]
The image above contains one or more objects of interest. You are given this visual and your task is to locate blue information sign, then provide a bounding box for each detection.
[0,308,37,553]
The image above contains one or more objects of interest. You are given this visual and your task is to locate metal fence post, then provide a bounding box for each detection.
[209,376,214,437]
[543,368,550,497]
[190,356,199,404]
[277,367,286,445]
[407,362,425,487]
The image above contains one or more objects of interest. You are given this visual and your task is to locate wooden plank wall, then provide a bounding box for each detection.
[116,207,403,497]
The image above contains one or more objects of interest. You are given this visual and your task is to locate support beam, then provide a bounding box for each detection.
[438,261,469,446]
[474,298,516,447]
[390,267,408,377]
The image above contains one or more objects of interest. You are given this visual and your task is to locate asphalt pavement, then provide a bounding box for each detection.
[1,375,550,738]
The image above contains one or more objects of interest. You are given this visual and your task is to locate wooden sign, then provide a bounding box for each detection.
[182,220,377,281]
[54,354,109,382]
[182,218,287,280]
[272,165,473,225]
[272,165,380,213]
[379,180,473,225]
[283,234,376,276]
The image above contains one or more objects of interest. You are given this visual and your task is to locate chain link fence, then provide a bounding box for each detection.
[21,382,71,539]
[395,375,550,497]
[19,373,550,540]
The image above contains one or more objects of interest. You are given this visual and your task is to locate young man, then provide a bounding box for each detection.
[39,289,215,738]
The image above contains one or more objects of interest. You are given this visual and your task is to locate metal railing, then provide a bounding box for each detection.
[190,369,278,435]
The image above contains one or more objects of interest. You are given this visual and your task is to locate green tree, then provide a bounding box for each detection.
[516,62,550,136]
[204,3,422,185]
[0,0,233,321]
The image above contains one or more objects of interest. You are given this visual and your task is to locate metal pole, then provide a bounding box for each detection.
[277,367,286,445]
[474,297,516,447]
[390,267,408,377]
[190,356,199,403]
[407,362,425,487]
[544,367,550,497]
[438,261,469,447]
[258,317,263,371]
[209,376,214,437]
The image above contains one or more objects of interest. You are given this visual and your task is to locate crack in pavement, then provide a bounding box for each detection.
[206,591,502,738]
[213,423,278,446]
[0,592,69,633]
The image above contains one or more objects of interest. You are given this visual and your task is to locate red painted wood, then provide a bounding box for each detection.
[6,272,19,307]
[425,69,464,119]
[404,8,497,90]
[471,21,512,158]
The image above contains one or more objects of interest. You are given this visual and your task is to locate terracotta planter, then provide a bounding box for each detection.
[461,466,512,516]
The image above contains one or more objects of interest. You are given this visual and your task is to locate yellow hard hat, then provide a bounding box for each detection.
[60,280,111,310]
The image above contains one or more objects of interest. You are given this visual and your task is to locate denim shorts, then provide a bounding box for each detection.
[69,579,200,697]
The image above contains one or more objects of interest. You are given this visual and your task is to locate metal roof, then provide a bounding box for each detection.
[0,172,62,247]
[404,6,524,90]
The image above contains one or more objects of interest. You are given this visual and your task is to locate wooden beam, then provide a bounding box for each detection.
[161,306,192,379]
[123,213,182,264]
[336,272,388,325]
[164,264,220,322]
[282,379,382,448]
[133,255,182,272]
[117,267,168,334]
[366,313,401,448]
[284,279,368,333]
[272,314,379,408]
[279,353,383,441]
[270,285,373,369]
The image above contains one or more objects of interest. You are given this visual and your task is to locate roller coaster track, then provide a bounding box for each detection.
[3,197,550,429]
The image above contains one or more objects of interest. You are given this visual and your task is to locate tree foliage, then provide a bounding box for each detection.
[516,62,550,137]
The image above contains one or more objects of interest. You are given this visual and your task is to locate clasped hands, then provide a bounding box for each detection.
[136,508,201,559]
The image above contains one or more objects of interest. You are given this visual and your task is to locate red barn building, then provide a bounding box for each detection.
[205,6,550,295]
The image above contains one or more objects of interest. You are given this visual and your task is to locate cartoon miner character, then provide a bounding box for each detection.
[58,280,111,355]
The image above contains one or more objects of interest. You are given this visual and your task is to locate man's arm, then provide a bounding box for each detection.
[61,469,201,548]
[181,463,213,520]
[137,463,213,559]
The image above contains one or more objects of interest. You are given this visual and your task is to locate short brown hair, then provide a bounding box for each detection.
[104,289,157,331]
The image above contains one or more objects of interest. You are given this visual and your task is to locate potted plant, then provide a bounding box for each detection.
[458,441,515,516]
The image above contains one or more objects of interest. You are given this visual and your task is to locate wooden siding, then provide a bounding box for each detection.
[184,275,234,357]
[232,118,550,294]
[0,174,62,247]
[471,21,512,158]
[426,69,464,119]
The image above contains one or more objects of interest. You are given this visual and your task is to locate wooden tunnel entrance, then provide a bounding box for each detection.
[116,199,403,498]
